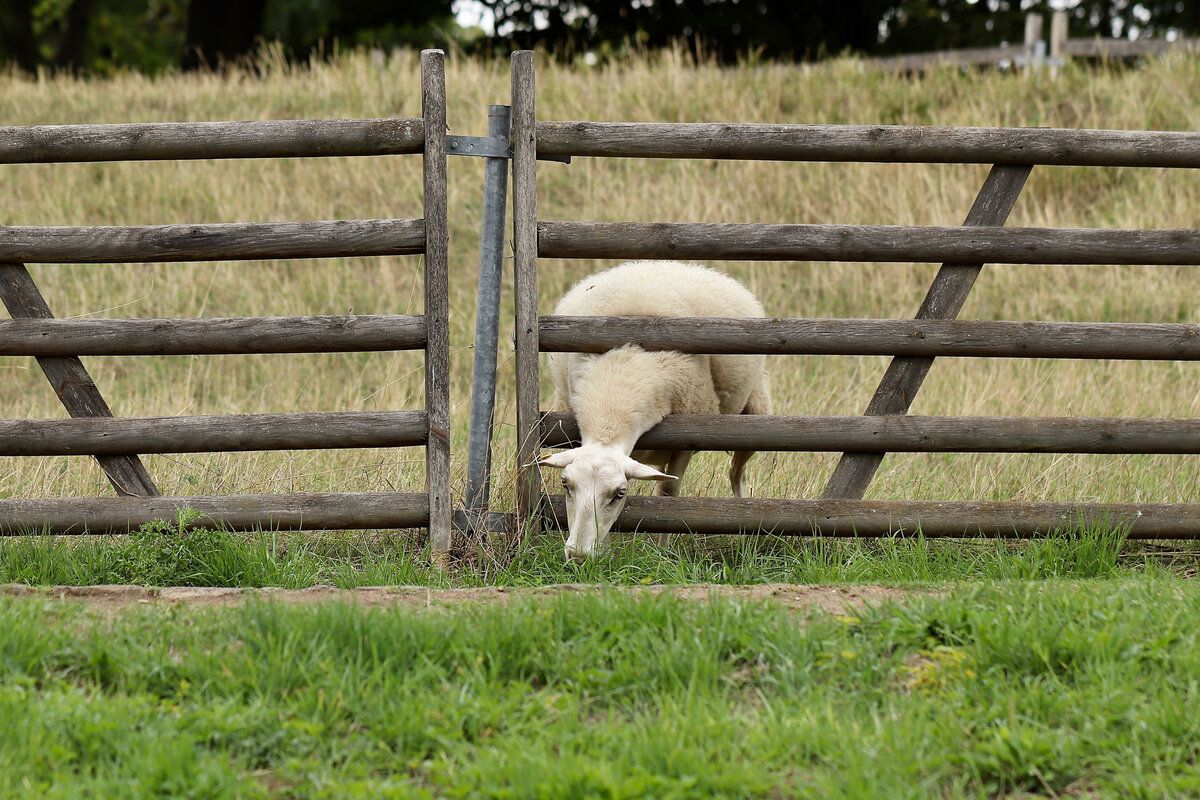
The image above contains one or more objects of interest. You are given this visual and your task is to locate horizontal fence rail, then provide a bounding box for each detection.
[541,412,1200,454]
[0,219,425,263]
[0,491,430,535]
[539,316,1200,359]
[0,411,428,456]
[0,314,427,356]
[538,221,1200,263]
[868,44,1032,73]
[1064,38,1200,58]
[541,495,1200,539]
[535,122,1200,167]
[0,118,424,164]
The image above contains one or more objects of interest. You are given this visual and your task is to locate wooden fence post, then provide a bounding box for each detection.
[1051,11,1069,61]
[511,50,543,541]
[1024,12,1045,73]
[421,49,453,562]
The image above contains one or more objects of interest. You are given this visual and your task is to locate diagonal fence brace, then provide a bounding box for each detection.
[0,262,159,498]
[820,164,1033,500]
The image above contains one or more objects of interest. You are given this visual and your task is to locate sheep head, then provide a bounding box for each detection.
[537,444,675,562]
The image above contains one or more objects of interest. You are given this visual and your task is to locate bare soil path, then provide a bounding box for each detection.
[0,583,921,614]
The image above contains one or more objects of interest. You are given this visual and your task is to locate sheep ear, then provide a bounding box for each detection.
[623,457,676,482]
[536,450,579,470]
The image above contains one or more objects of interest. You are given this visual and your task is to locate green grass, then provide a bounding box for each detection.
[1,580,1198,797]
[0,516,1191,588]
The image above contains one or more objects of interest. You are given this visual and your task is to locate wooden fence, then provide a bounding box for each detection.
[0,51,451,554]
[868,11,1200,73]
[509,50,1200,540]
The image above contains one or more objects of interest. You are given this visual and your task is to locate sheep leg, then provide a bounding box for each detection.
[652,450,695,547]
[730,451,754,498]
[658,450,695,498]
[729,373,772,497]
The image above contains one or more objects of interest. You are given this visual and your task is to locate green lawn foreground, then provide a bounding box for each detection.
[0,579,1197,799]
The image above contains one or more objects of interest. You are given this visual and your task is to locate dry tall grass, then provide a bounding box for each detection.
[3,49,1200,509]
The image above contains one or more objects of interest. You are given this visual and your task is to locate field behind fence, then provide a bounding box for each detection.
[4,48,1200,526]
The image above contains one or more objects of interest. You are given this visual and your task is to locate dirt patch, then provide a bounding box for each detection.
[0,582,920,614]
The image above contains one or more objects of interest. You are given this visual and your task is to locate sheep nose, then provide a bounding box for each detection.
[565,546,588,563]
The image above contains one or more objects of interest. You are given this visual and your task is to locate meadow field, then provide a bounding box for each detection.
[4,48,1200,510]
[4,48,1200,798]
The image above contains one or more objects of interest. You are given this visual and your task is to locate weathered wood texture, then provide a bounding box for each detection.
[823,164,1030,499]
[0,262,159,498]
[539,316,1200,360]
[1,77,448,537]
[534,122,1200,167]
[0,118,423,164]
[537,221,1200,264]
[1,411,428,456]
[0,492,429,535]
[0,218,425,263]
[421,49,453,557]
[0,314,427,356]
[867,45,1030,73]
[1063,37,1200,58]
[512,50,544,537]
[541,412,1200,454]
[541,495,1200,539]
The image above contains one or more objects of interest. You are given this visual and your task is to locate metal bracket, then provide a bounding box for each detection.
[448,135,512,159]
[447,134,570,164]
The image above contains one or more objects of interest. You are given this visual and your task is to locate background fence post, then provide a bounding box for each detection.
[421,49,453,563]
[511,50,543,542]
[1024,12,1045,73]
[1050,10,1069,73]
[464,105,512,537]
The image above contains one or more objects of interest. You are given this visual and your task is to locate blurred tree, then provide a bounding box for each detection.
[477,0,892,60]
[263,0,457,60]
[182,0,268,69]
[476,0,1200,61]
[0,0,456,74]
[0,1,38,72]
[1,0,1198,74]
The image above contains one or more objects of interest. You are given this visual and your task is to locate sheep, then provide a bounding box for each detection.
[536,260,772,562]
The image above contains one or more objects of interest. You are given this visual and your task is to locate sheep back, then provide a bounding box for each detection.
[549,261,767,417]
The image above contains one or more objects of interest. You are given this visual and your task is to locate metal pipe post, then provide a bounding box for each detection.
[464,105,512,533]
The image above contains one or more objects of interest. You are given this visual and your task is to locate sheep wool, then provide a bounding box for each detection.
[540,261,772,562]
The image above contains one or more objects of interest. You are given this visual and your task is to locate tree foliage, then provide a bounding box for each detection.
[1,0,1199,74]
[476,0,1200,61]
[0,0,456,74]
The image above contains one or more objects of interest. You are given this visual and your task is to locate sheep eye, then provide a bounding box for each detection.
[562,483,573,496]
[610,488,627,503]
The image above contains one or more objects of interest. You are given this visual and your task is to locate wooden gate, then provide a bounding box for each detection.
[0,51,451,554]
[510,50,1200,540]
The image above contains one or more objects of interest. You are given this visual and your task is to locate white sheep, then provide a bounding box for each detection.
[537,260,772,562]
